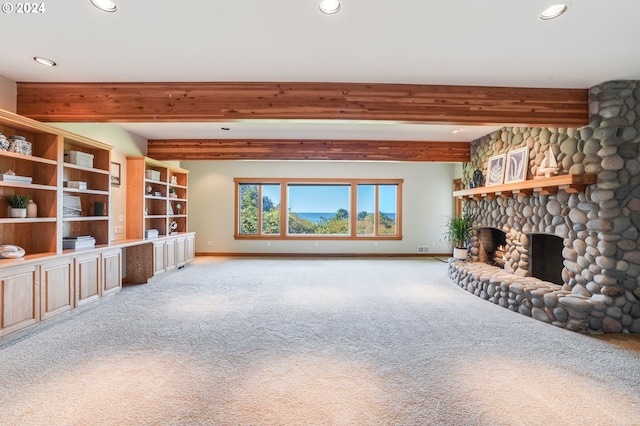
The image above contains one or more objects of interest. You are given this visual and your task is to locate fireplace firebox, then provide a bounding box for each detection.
[529,233,563,285]
[478,228,507,268]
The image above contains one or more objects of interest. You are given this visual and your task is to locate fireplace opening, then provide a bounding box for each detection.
[478,227,507,268]
[529,233,563,285]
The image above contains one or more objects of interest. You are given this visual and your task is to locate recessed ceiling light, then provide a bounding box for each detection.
[452,129,464,134]
[33,57,56,67]
[540,4,567,20]
[90,0,117,12]
[319,0,341,14]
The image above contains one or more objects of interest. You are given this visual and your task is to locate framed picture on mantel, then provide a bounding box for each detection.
[505,147,529,184]
[486,154,506,186]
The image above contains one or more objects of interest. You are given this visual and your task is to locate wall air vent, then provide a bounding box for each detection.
[417,246,430,253]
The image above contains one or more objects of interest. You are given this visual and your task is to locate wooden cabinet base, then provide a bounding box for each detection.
[123,233,195,284]
[0,265,39,338]
[0,234,194,343]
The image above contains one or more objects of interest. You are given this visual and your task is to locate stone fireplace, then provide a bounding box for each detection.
[448,80,640,333]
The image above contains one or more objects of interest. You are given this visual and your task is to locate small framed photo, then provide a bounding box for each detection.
[63,194,83,217]
[505,147,529,183]
[111,162,121,186]
[486,154,506,186]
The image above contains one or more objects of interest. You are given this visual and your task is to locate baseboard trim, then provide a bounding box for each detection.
[195,252,452,258]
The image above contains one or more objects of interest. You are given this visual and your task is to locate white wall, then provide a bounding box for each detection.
[50,123,147,242]
[183,160,458,255]
[0,74,17,112]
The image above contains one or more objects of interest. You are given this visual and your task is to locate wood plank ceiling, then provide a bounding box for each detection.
[16,82,589,162]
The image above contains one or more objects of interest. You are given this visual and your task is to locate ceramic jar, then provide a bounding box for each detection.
[8,135,32,156]
[0,132,9,151]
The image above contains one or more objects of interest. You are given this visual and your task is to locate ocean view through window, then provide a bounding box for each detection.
[234,178,403,240]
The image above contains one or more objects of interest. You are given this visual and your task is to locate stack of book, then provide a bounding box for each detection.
[0,174,32,184]
[63,236,95,250]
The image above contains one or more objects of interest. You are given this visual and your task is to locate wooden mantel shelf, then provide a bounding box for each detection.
[453,174,597,200]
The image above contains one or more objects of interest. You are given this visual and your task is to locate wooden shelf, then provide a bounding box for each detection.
[127,156,189,240]
[62,162,110,175]
[0,150,57,165]
[62,216,109,222]
[0,217,57,224]
[62,188,109,196]
[0,181,57,191]
[453,174,596,200]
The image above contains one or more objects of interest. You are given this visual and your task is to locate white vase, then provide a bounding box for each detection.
[453,247,468,260]
[27,200,37,218]
[10,208,27,218]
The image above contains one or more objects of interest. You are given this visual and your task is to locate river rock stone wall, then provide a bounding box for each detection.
[452,80,640,333]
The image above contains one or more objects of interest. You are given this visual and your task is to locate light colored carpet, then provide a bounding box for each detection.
[0,257,639,425]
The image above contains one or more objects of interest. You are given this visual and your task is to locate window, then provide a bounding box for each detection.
[235,178,402,240]
[357,184,397,236]
[288,184,350,235]
[238,183,281,235]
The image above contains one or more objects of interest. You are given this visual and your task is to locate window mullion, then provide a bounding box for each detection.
[281,182,288,236]
[257,185,263,235]
[350,182,357,237]
[374,185,379,236]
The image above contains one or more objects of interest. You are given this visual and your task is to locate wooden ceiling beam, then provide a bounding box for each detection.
[16,82,588,127]
[147,139,470,162]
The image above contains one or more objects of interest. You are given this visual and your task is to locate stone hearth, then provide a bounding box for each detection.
[449,80,640,333]
[448,260,602,332]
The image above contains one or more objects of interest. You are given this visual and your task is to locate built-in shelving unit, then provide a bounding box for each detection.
[453,174,597,200]
[0,109,114,257]
[126,156,189,240]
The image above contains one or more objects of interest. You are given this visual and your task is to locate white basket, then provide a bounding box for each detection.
[65,151,94,168]
[145,170,161,181]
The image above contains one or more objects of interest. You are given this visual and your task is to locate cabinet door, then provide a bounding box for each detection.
[153,241,166,276]
[165,238,176,272]
[186,234,195,263]
[40,258,74,321]
[75,252,101,307]
[102,248,122,296]
[175,236,186,267]
[0,265,39,337]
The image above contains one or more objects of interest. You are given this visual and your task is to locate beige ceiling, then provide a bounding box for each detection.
[2,0,639,143]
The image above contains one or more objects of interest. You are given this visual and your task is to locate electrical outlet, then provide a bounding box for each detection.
[114,225,123,234]
[207,241,212,246]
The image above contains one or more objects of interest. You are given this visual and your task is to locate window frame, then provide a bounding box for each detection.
[234,178,403,240]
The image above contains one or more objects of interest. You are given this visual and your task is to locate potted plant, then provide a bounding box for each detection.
[6,194,31,218]
[443,214,473,260]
